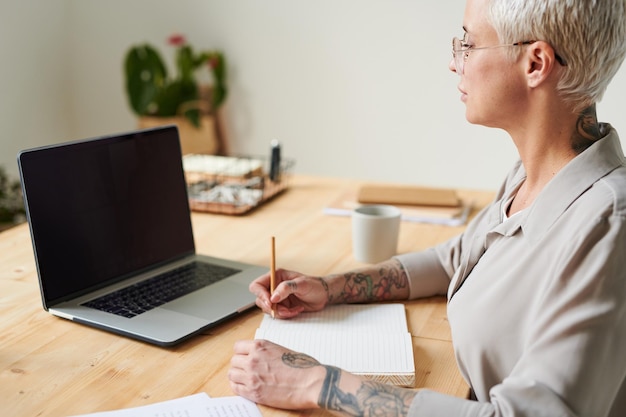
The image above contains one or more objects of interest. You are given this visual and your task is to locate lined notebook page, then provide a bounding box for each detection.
[254,304,415,386]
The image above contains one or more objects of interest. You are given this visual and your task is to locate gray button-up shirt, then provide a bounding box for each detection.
[397,126,626,417]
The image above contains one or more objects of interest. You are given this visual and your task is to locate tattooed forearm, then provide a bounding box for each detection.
[333,259,409,303]
[318,366,415,417]
[342,272,374,301]
[572,104,602,153]
[281,348,416,416]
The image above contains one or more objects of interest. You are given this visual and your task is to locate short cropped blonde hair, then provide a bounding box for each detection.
[488,0,626,112]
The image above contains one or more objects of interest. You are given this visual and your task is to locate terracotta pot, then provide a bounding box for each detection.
[138,115,218,155]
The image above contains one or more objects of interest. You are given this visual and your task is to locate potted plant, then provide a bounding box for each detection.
[124,34,228,155]
[0,166,25,232]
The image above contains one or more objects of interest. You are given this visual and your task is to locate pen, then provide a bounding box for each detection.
[270,236,276,319]
[269,140,281,182]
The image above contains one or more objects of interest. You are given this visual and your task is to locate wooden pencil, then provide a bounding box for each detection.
[270,236,276,319]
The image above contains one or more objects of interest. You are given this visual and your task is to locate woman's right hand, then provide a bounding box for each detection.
[249,268,330,319]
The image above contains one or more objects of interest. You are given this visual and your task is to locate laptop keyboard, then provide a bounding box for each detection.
[83,262,241,318]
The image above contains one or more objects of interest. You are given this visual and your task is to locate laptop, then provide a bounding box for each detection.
[17,125,267,346]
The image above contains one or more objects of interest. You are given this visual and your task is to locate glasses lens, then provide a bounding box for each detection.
[452,37,464,74]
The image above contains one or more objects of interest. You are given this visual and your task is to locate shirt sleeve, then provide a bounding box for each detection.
[409,390,494,416]
[408,386,577,417]
[393,216,481,300]
[394,247,454,299]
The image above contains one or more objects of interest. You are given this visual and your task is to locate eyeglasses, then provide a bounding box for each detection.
[452,36,567,75]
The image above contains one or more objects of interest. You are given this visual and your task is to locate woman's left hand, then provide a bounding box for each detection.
[229,339,326,409]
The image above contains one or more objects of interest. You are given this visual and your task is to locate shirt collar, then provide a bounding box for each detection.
[517,126,625,242]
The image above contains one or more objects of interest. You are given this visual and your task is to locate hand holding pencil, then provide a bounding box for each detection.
[270,236,277,319]
[248,237,329,319]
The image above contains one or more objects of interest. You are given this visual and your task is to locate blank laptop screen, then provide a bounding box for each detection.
[19,127,195,305]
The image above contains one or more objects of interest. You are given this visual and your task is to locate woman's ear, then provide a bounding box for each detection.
[526,41,559,88]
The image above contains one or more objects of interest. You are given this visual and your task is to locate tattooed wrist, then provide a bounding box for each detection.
[318,365,415,417]
[316,277,331,305]
[319,366,343,409]
[319,366,363,415]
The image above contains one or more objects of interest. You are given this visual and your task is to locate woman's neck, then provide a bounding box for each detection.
[507,104,602,216]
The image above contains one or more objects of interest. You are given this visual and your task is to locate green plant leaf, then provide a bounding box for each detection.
[176,45,195,82]
[123,38,229,124]
[154,79,200,126]
[124,45,167,115]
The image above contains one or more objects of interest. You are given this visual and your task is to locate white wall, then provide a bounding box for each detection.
[2,0,625,191]
[0,0,71,174]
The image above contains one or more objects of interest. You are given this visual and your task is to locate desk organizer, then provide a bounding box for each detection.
[183,154,295,215]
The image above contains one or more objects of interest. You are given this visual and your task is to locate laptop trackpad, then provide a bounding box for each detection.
[161,279,255,321]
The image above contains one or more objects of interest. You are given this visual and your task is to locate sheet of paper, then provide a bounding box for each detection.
[255,304,415,375]
[68,393,263,417]
[323,189,472,226]
[255,328,414,374]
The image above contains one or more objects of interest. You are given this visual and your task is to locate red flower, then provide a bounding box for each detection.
[167,34,186,47]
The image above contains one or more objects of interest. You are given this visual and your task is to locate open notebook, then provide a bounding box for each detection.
[255,304,415,386]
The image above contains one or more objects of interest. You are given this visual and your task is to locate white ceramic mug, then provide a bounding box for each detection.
[351,205,401,263]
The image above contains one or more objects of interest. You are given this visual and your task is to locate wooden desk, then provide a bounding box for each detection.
[0,175,494,416]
